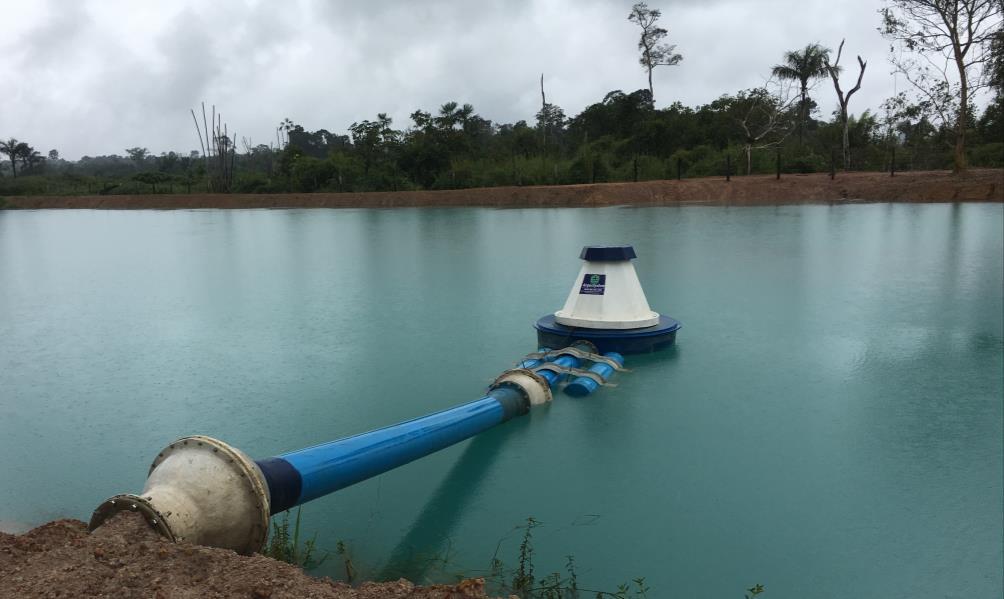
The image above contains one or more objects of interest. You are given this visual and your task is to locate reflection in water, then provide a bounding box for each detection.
[378,423,523,582]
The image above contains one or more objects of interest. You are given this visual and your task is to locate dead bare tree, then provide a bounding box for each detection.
[825,40,867,169]
[190,102,237,192]
[540,73,546,147]
[730,80,799,175]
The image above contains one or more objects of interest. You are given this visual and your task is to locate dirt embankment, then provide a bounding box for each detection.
[0,513,492,599]
[5,169,1001,210]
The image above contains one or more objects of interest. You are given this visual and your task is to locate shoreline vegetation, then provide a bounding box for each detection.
[3,169,1001,210]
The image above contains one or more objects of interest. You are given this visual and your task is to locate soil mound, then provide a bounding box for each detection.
[0,513,491,598]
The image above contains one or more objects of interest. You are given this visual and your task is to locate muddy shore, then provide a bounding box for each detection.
[0,513,493,598]
[4,169,1001,210]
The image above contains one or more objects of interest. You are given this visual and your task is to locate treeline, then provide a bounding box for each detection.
[1,87,1000,197]
[2,0,1002,198]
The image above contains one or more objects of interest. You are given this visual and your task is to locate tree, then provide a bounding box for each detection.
[536,74,567,152]
[133,171,171,193]
[0,138,29,178]
[989,13,1004,99]
[19,147,43,174]
[277,118,294,149]
[349,113,400,176]
[772,43,832,143]
[720,83,798,174]
[536,103,566,154]
[568,89,655,143]
[48,149,59,161]
[434,102,475,131]
[125,147,149,169]
[978,22,1004,143]
[825,39,868,169]
[880,0,1003,172]
[628,2,683,103]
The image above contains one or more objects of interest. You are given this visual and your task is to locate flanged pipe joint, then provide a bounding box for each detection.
[89,435,271,555]
[489,367,553,406]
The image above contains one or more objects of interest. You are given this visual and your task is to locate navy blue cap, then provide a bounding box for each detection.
[580,245,636,261]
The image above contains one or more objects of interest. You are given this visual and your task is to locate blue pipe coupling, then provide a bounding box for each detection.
[565,352,625,397]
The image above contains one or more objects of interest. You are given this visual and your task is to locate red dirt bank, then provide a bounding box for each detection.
[6,169,1001,210]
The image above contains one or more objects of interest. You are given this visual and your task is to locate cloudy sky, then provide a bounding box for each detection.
[3,0,944,159]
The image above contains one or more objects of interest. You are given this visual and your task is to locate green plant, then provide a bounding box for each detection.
[487,516,652,599]
[511,516,539,595]
[745,583,766,598]
[565,555,579,597]
[336,540,357,583]
[262,507,328,570]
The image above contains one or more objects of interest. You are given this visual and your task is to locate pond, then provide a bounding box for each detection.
[1,204,1001,598]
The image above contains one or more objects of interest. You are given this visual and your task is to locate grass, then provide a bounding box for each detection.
[264,510,765,598]
[262,506,328,570]
[484,517,654,598]
[488,517,764,598]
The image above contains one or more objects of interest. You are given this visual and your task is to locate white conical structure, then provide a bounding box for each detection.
[554,246,660,329]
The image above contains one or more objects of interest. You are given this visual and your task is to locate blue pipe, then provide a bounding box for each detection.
[255,347,585,514]
[517,347,551,370]
[256,385,527,514]
[564,352,624,397]
[534,354,580,388]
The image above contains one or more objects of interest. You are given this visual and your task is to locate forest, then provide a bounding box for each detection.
[1,1,1001,197]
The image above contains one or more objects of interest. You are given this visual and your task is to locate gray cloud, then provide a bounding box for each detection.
[0,0,978,159]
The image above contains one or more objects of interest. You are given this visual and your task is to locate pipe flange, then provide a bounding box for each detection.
[89,493,176,541]
[490,368,553,406]
[158,435,271,553]
[90,436,272,555]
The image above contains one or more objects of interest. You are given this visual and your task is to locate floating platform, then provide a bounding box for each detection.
[534,313,681,354]
[535,244,681,354]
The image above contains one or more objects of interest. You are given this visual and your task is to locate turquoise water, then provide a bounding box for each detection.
[1,205,1001,598]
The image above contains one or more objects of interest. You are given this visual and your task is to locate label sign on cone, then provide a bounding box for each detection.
[580,274,606,295]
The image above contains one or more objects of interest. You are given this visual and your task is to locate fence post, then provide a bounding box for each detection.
[633,155,638,182]
[830,148,835,180]
[726,154,731,182]
[677,157,682,180]
[776,147,781,180]
[890,147,896,177]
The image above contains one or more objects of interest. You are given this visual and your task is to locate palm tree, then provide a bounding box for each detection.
[0,138,29,178]
[772,43,832,144]
[435,102,475,130]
